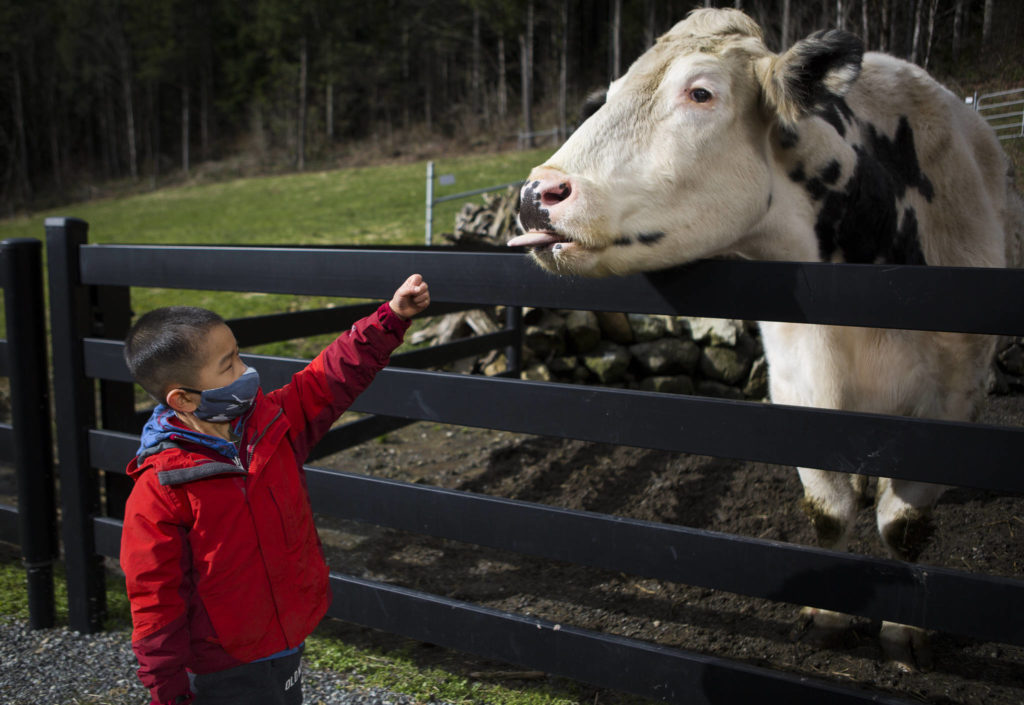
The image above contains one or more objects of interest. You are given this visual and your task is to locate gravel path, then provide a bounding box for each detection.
[0,616,444,705]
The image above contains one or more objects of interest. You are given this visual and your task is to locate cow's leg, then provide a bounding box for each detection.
[795,467,863,640]
[875,477,946,671]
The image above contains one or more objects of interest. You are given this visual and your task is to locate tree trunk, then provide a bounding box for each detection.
[782,0,792,48]
[923,0,939,69]
[910,0,923,63]
[520,1,534,147]
[953,0,964,62]
[326,82,334,142]
[200,65,211,163]
[297,35,307,171]
[181,84,190,176]
[881,0,892,52]
[11,54,32,201]
[149,81,160,189]
[837,0,845,30]
[982,0,993,42]
[472,6,482,115]
[118,43,138,181]
[498,35,508,119]
[611,0,622,80]
[862,0,870,49]
[401,21,411,129]
[644,0,656,48]
[559,0,568,139]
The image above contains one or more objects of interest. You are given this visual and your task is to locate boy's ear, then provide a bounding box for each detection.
[165,388,196,413]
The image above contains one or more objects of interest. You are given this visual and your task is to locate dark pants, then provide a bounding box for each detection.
[190,649,303,705]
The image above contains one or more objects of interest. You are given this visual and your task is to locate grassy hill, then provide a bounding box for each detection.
[0,147,552,354]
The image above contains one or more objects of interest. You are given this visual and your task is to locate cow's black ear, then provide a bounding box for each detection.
[579,88,607,125]
[758,29,863,126]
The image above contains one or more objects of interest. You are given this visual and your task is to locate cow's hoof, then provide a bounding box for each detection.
[795,606,855,647]
[879,621,932,672]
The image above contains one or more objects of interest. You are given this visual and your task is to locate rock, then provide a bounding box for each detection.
[743,355,769,399]
[595,311,634,344]
[663,316,689,337]
[629,338,701,375]
[483,353,507,377]
[521,363,553,382]
[685,317,745,347]
[998,344,1024,376]
[582,341,632,383]
[696,380,745,400]
[548,355,579,376]
[627,314,668,342]
[699,346,754,385]
[640,375,695,395]
[524,311,567,358]
[566,310,601,353]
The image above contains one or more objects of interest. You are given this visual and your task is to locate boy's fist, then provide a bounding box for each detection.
[389,274,430,319]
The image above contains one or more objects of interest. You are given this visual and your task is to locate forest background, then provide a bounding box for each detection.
[1,0,1022,216]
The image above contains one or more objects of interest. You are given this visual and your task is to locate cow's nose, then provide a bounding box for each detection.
[519,169,576,231]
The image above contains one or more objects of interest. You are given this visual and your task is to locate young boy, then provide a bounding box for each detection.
[120,275,430,705]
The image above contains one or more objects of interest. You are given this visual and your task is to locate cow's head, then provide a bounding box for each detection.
[512,8,863,276]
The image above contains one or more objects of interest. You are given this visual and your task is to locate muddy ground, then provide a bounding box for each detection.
[311,391,1024,705]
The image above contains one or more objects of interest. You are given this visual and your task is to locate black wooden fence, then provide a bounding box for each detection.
[0,238,57,629]
[1,215,1023,704]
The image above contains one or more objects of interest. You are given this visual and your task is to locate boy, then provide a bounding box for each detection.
[120,275,430,705]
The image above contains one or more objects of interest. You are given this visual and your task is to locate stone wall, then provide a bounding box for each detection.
[433,190,1024,400]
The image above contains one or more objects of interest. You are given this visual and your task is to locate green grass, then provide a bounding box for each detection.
[0,147,552,357]
[0,552,608,705]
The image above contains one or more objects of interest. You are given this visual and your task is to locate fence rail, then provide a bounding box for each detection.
[969,87,1024,140]
[0,216,1018,704]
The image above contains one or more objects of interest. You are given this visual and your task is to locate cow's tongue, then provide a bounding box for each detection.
[507,232,563,248]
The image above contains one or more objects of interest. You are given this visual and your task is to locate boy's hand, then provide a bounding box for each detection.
[389,274,430,320]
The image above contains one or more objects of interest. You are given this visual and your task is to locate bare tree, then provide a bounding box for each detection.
[518,0,534,147]
[923,0,939,69]
[181,85,190,176]
[117,38,138,181]
[910,0,924,63]
[880,0,892,52]
[472,6,482,116]
[862,0,870,49]
[953,0,965,62]
[781,0,792,48]
[644,0,656,48]
[837,0,846,30]
[297,35,307,171]
[611,0,622,80]
[983,0,993,42]
[497,35,507,119]
[559,0,569,139]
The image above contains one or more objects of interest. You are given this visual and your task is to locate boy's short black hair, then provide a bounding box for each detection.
[124,306,227,401]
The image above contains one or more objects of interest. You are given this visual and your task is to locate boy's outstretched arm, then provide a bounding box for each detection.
[389,273,430,319]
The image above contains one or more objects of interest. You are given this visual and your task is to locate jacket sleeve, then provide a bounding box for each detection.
[120,474,194,704]
[268,301,410,461]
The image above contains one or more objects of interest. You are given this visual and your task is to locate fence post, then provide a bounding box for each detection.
[45,217,107,633]
[94,285,135,519]
[425,160,435,246]
[505,305,523,377]
[1,238,57,629]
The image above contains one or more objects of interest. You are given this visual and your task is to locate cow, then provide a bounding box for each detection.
[510,8,1024,671]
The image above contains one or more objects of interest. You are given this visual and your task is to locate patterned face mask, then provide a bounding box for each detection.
[178,366,260,422]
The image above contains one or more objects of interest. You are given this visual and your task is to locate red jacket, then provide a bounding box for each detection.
[120,303,409,704]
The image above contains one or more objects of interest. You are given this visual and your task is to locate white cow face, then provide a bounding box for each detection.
[513,9,863,277]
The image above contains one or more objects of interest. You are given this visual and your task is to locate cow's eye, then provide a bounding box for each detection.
[691,88,713,103]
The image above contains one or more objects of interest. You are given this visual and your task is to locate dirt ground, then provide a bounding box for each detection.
[311,391,1024,705]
